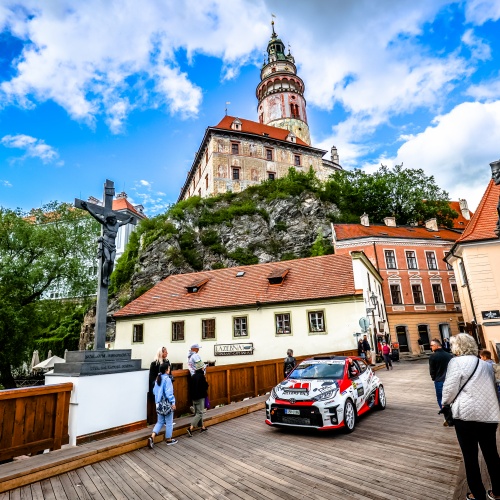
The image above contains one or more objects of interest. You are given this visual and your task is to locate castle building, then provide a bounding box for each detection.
[179,23,341,201]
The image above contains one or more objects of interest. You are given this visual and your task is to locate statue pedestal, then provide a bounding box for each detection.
[45,369,148,446]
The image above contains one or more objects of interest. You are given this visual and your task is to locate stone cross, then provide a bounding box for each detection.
[75,179,137,350]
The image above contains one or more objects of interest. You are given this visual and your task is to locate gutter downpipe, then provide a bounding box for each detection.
[450,247,480,344]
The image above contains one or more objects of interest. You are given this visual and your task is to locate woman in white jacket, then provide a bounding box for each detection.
[442,334,500,500]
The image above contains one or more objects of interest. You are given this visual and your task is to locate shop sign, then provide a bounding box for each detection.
[214,343,254,356]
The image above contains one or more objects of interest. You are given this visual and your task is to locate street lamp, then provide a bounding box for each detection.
[370,292,379,356]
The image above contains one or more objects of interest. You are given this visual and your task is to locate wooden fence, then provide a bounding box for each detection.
[168,349,357,417]
[0,383,73,462]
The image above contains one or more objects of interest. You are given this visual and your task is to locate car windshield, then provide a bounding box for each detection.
[289,362,344,380]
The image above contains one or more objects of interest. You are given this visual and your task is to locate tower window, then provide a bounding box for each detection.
[290,104,300,119]
[294,155,301,166]
[266,149,273,161]
[231,143,239,155]
[205,174,209,189]
[232,168,240,180]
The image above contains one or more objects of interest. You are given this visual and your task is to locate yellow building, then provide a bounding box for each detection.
[445,172,500,360]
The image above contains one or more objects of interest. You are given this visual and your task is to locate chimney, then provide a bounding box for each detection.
[331,145,340,165]
[425,218,438,231]
[458,199,470,220]
[360,213,369,226]
[384,217,396,227]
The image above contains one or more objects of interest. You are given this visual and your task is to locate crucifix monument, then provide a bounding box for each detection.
[51,179,142,375]
[76,179,136,349]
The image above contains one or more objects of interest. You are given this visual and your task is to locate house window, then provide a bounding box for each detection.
[385,250,397,269]
[233,317,248,337]
[426,251,438,270]
[132,324,144,343]
[444,252,453,270]
[275,313,291,334]
[390,284,402,305]
[459,260,468,285]
[202,319,216,339]
[266,149,273,161]
[308,311,325,332]
[232,168,240,180]
[268,172,275,180]
[406,251,417,269]
[432,283,444,303]
[198,188,201,197]
[411,284,424,304]
[451,283,460,303]
[231,143,239,155]
[205,174,209,189]
[205,150,208,164]
[294,155,301,166]
[172,321,185,342]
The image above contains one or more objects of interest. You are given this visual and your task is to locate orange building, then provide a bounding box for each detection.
[333,216,463,354]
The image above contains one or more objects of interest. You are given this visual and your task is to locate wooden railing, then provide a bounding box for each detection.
[170,349,357,416]
[0,383,73,462]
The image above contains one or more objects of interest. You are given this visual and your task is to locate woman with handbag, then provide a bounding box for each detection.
[147,347,171,424]
[148,362,177,449]
[442,334,500,500]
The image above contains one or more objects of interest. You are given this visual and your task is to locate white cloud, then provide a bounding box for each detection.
[465,0,500,25]
[467,74,500,100]
[139,180,151,187]
[360,100,500,210]
[1,180,13,187]
[461,29,491,61]
[1,134,60,164]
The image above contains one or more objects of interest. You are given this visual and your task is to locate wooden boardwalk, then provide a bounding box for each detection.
[0,361,476,499]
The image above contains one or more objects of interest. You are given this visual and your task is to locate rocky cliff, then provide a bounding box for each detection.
[80,174,341,347]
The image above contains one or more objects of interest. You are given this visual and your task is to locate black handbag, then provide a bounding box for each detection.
[439,358,479,427]
[156,396,172,416]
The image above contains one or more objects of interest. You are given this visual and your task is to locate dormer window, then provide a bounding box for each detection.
[267,268,289,285]
[186,278,209,294]
[286,132,296,143]
[231,119,242,131]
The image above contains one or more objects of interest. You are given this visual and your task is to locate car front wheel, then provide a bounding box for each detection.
[343,399,356,433]
[376,385,387,410]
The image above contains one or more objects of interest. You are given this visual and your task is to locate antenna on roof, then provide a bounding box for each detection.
[225,101,231,116]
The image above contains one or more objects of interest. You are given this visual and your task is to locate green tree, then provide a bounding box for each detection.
[0,203,99,388]
[324,164,457,227]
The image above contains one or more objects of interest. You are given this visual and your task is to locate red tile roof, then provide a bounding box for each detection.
[112,198,146,218]
[455,179,500,244]
[333,224,460,242]
[448,201,473,229]
[114,254,358,318]
[214,115,310,147]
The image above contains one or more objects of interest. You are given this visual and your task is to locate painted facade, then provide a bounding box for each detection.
[333,218,463,355]
[445,178,500,358]
[114,252,388,369]
[178,23,341,201]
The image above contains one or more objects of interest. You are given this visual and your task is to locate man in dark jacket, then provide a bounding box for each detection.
[362,335,373,366]
[429,338,453,415]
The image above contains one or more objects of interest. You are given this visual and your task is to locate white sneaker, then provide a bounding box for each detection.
[147,437,154,449]
[166,439,178,446]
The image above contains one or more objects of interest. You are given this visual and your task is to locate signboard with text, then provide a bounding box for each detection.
[214,343,254,356]
[482,310,500,320]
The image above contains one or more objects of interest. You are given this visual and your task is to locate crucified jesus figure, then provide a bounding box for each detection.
[81,201,134,286]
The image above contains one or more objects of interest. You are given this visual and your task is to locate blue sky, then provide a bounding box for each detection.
[1,0,500,215]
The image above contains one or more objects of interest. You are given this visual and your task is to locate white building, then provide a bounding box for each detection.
[114,252,388,368]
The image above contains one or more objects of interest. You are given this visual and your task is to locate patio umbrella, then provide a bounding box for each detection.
[30,350,40,372]
[33,355,65,370]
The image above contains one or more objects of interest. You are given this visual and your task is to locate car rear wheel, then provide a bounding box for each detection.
[343,399,356,433]
[376,385,387,410]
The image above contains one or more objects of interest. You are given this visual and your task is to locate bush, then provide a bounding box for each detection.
[228,247,259,265]
[274,220,288,232]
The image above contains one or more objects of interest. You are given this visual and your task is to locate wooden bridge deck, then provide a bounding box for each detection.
[1,361,492,499]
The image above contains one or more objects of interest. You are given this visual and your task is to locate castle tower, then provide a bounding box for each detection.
[256,21,311,145]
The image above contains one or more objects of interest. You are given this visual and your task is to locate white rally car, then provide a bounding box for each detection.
[265,356,386,432]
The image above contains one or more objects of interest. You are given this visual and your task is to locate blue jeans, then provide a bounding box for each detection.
[153,410,174,438]
[434,380,444,409]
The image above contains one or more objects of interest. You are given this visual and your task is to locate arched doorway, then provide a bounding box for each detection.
[418,324,431,351]
[395,325,409,352]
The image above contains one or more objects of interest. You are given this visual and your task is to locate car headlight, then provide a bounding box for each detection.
[271,387,278,399]
[312,388,338,402]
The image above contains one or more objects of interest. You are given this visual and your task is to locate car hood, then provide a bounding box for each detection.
[275,378,339,401]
